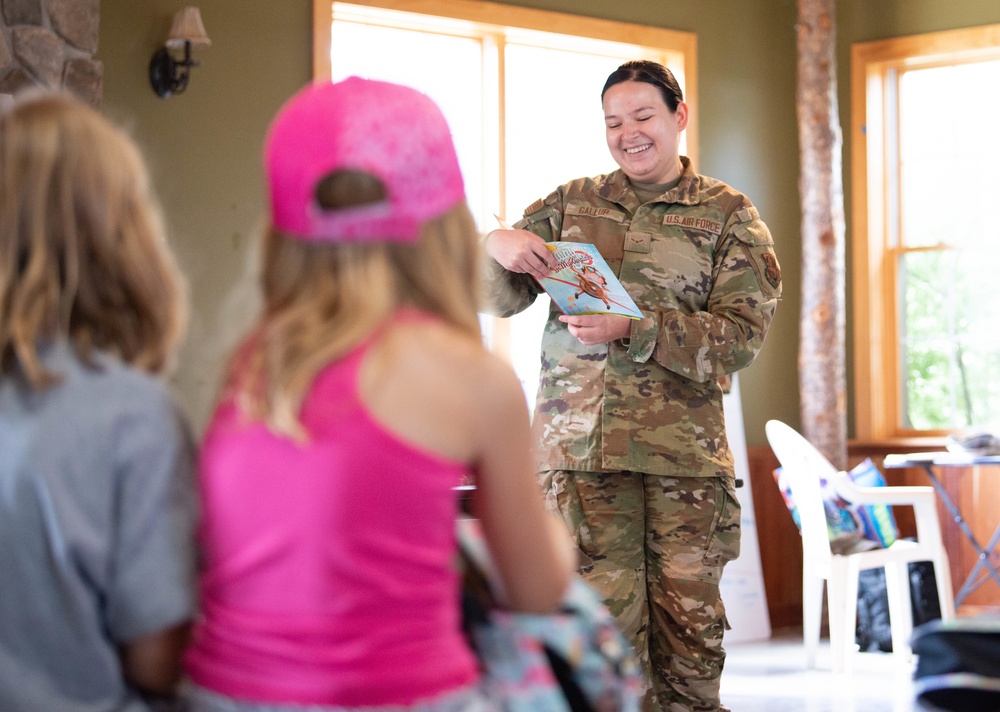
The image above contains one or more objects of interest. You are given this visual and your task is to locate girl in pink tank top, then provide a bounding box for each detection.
[184,79,574,711]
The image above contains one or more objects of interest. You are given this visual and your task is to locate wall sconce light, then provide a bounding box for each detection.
[149,7,211,98]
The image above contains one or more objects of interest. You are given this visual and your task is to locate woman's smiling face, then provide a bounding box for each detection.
[603,80,688,185]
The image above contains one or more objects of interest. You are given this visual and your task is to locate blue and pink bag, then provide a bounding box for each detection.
[457,518,643,712]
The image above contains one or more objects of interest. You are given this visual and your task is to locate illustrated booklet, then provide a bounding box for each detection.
[493,215,643,319]
[538,242,644,319]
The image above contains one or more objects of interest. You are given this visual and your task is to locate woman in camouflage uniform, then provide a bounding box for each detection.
[482,60,781,712]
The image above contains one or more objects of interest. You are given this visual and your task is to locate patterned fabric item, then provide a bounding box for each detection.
[844,458,899,547]
[772,458,900,550]
[457,519,643,712]
[772,466,860,540]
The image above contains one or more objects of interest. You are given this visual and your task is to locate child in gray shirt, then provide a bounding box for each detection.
[0,91,197,711]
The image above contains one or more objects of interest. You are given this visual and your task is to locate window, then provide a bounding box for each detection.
[851,25,1000,439]
[313,0,696,406]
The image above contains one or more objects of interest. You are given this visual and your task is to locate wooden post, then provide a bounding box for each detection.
[796,0,848,469]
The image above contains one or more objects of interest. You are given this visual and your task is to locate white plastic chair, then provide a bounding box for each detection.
[765,419,955,673]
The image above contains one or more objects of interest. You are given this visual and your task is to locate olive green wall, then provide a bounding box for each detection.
[98,0,1000,446]
[99,0,313,433]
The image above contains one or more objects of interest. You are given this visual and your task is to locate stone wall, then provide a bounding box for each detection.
[0,0,101,106]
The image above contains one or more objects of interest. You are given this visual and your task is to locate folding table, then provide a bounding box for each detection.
[884,452,1000,606]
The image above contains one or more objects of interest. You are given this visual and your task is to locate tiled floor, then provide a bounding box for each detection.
[720,630,928,711]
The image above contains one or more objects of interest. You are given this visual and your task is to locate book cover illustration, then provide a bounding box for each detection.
[492,215,643,319]
[538,242,644,319]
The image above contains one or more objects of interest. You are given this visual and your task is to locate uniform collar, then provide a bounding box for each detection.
[594,156,702,208]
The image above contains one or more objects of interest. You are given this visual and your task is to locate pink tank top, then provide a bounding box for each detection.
[184,327,478,705]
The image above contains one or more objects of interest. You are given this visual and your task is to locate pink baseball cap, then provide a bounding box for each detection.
[264,77,466,243]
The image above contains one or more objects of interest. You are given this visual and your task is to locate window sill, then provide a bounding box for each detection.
[848,437,949,458]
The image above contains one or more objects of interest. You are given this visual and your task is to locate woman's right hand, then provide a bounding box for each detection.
[484,229,557,282]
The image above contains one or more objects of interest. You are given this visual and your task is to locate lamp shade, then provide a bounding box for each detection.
[166,7,211,48]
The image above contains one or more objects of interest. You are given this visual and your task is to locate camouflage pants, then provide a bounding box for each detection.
[539,470,741,712]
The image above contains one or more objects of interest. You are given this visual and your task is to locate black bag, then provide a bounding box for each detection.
[856,560,943,652]
[912,615,1000,711]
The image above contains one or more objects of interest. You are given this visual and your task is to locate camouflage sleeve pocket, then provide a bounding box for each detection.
[733,222,782,300]
[514,197,560,242]
[625,315,658,363]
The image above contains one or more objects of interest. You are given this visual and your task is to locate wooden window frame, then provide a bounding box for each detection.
[850,23,1000,441]
[312,0,697,165]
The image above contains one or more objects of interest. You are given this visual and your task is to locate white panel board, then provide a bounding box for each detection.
[720,373,772,643]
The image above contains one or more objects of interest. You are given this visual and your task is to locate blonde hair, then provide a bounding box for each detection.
[0,92,187,387]
[234,200,483,438]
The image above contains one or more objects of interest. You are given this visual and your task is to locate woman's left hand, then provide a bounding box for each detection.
[558,314,632,346]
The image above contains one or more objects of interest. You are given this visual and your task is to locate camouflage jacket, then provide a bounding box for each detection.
[483,158,781,478]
